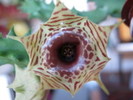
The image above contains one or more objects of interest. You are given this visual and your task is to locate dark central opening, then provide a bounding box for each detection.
[58,43,76,63]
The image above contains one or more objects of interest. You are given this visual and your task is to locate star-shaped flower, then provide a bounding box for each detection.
[8,0,121,97]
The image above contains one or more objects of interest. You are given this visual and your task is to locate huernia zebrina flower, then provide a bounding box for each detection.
[8,0,121,99]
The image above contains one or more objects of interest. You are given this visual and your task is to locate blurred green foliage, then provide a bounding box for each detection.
[73,0,125,23]
[0,28,29,68]
[94,0,125,17]
[20,0,125,23]
[20,0,54,22]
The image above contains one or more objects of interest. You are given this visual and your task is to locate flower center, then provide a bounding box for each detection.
[58,43,76,63]
[42,30,92,69]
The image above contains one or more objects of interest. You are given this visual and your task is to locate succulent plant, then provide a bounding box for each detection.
[0,28,29,68]
[7,0,121,100]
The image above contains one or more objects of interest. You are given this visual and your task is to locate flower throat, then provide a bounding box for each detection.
[58,43,76,63]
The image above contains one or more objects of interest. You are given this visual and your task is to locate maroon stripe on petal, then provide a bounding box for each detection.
[66,18,83,24]
[87,21,106,57]
[74,81,80,90]
[62,84,70,91]
[98,61,106,66]
[37,67,44,70]
[90,22,106,50]
[62,14,75,17]
[56,1,61,7]
[48,17,80,23]
[44,24,60,27]
[50,16,58,20]
[33,56,38,65]
[98,27,107,38]
[53,8,68,15]
[30,51,35,65]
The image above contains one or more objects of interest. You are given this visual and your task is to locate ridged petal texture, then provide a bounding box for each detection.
[8,0,121,99]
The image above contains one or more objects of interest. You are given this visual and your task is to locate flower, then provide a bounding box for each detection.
[8,0,121,96]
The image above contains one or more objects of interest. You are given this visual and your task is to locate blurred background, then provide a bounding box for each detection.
[0,0,133,100]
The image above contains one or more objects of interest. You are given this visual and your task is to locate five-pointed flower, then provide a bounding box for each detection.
[8,0,121,96]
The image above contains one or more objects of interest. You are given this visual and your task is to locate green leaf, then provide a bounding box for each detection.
[0,37,29,68]
[20,0,54,21]
[92,0,125,17]
[72,0,125,23]
[19,0,125,23]
[8,27,16,36]
[0,26,30,67]
[0,56,14,65]
[0,56,28,68]
[72,7,108,23]
[20,0,40,14]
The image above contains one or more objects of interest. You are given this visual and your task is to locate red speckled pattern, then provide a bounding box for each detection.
[8,1,120,95]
